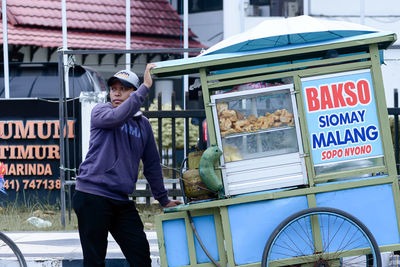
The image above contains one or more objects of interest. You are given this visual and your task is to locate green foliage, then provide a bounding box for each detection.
[144,99,199,150]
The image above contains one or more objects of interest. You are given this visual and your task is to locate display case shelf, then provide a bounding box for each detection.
[222,125,294,139]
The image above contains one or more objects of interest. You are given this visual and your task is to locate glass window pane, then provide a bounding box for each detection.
[215,88,299,162]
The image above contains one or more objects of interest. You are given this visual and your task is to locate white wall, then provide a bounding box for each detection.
[223,0,244,39]
[187,10,224,48]
[310,0,400,16]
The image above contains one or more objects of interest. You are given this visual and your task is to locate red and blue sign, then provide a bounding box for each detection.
[301,69,383,166]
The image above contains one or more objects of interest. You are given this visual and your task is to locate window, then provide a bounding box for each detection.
[177,0,223,14]
[247,0,303,17]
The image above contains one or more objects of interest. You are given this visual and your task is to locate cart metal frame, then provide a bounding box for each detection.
[153,32,400,267]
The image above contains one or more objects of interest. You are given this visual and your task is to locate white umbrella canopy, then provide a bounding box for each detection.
[201,15,378,56]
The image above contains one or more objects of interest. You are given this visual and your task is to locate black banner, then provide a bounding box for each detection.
[0,99,81,206]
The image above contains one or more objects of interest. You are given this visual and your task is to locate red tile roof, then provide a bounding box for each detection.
[1,0,204,50]
[1,23,202,50]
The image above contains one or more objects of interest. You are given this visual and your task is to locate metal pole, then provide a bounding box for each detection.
[183,0,188,157]
[59,51,66,228]
[126,0,131,70]
[60,0,69,228]
[61,0,67,50]
[395,89,399,174]
[2,0,10,99]
[239,0,244,33]
[360,0,365,25]
[61,0,69,98]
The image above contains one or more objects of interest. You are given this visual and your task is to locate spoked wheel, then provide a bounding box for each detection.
[0,232,27,267]
[261,207,381,267]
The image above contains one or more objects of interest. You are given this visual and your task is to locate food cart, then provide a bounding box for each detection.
[151,16,400,267]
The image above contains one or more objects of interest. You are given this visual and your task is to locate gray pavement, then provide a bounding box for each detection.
[1,231,395,267]
[0,231,160,266]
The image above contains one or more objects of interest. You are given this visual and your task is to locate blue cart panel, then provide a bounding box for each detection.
[162,215,220,267]
[316,183,400,246]
[228,195,308,265]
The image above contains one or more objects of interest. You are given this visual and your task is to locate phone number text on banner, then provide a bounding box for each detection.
[301,69,383,166]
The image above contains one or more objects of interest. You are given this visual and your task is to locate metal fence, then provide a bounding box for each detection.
[388,88,400,174]
[132,92,206,204]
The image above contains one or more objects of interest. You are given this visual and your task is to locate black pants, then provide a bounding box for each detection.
[72,190,152,267]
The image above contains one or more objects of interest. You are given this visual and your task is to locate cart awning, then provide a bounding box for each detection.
[152,31,396,78]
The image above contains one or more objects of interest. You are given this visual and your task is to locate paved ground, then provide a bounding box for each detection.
[0,231,396,266]
[0,231,160,266]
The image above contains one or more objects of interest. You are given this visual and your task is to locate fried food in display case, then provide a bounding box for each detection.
[217,105,295,137]
[212,86,302,164]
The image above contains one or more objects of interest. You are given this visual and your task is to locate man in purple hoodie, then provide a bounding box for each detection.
[73,63,181,267]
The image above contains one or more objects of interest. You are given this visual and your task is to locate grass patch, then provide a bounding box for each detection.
[0,203,163,231]
[0,204,78,231]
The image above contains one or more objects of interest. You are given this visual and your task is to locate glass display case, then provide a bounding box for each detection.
[211,83,308,196]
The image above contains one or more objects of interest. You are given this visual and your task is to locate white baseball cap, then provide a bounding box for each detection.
[107,69,140,89]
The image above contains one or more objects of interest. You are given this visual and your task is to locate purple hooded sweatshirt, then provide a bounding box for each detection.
[75,84,169,207]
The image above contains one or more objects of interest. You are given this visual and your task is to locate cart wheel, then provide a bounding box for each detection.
[261,207,381,267]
